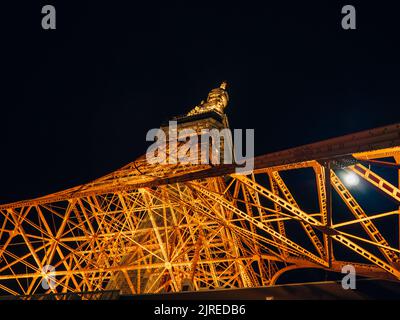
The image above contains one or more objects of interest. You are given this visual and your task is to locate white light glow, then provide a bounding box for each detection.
[344,172,360,186]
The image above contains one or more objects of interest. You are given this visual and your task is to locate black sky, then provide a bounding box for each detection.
[1,0,400,203]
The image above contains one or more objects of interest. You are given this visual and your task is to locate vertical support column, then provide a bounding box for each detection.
[396,154,400,251]
[324,162,333,267]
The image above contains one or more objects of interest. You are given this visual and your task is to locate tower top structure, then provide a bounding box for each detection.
[187,81,229,117]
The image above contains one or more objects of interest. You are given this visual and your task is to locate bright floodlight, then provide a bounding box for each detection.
[344,172,360,186]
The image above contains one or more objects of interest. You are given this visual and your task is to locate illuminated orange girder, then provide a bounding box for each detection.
[1,84,400,298]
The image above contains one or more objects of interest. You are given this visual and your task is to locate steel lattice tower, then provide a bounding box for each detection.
[1,83,400,298]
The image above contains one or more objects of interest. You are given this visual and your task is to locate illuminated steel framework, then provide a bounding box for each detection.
[1,83,400,297]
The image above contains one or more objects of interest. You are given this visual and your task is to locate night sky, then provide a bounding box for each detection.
[2,0,400,204]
